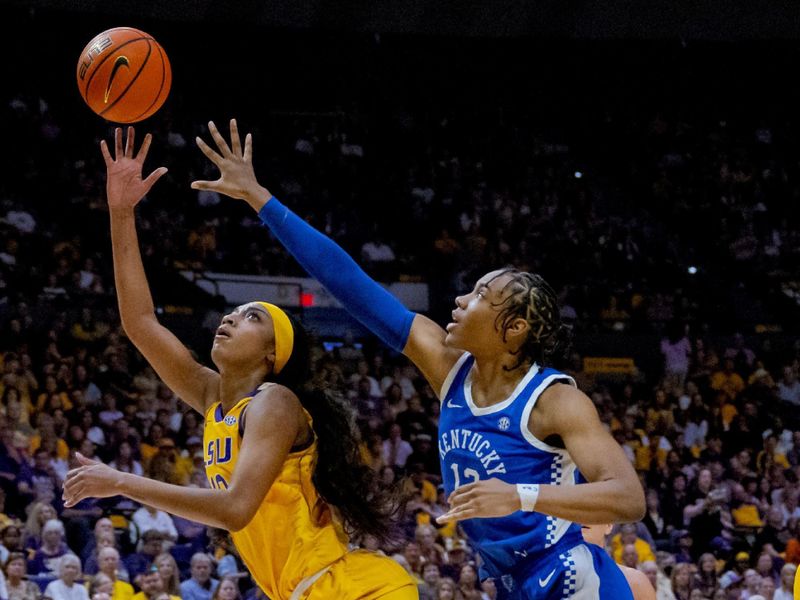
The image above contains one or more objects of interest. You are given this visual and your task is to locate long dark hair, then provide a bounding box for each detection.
[273,315,405,545]
[489,268,572,370]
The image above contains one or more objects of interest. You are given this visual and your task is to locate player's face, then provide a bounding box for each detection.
[447,270,519,353]
[210,303,276,372]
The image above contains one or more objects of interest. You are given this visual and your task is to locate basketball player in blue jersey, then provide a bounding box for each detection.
[192,119,646,599]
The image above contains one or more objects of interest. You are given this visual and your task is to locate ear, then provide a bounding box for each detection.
[505,317,530,342]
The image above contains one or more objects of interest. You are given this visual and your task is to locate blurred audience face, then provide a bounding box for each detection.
[422,563,440,586]
[190,554,213,584]
[140,570,165,596]
[59,555,81,585]
[98,547,120,578]
[216,579,238,600]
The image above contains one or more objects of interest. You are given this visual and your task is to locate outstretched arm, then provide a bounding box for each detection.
[191,120,463,393]
[104,127,218,415]
[63,386,302,531]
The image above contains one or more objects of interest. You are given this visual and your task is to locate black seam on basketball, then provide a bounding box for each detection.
[81,36,154,98]
[98,41,154,119]
[131,39,168,122]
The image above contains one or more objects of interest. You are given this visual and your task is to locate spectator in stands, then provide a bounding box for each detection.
[418,563,440,600]
[5,552,40,600]
[456,563,481,600]
[401,542,424,581]
[95,547,133,600]
[179,554,218,600]
[773,563,796,600]
[23,503,57,550]
[88,573,114,600]
[109,442,143,477]
[27,520,70,577]
[80,519,114,570]
[210,577,240,600]
[612,524,656,565]
[0,526,23,566]
[152,554,180,597]
[131,567,178,600]
[43,555,88,600]
[740,569,762,600]
[434,577,458,600]
[123,531,164,586]
[694,553,718,598]
[131,506,177,544]
[82,532,116,576]
[382,423,413,470]
[660,322,692,396]
[414,524,445,567]
[670,562,694,600]
[777,366,800,407]
[756,575,776,599]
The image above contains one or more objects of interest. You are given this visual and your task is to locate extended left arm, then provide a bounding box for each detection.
[439,385,645,524]
[63,387,302,532]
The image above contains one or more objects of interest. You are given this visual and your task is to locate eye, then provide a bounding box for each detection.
[246,311,261,321]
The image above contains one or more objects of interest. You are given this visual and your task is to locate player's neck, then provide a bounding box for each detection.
[470,355,530,407]
[218,369,268,410]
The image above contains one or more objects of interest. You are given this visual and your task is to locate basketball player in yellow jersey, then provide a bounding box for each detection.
[62,127,417,600]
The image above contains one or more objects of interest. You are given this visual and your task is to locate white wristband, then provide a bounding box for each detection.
[517,483,540,512]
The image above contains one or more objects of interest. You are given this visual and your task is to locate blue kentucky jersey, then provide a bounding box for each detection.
[439,353,586,578]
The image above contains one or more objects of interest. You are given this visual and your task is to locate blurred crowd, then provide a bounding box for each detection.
[1,24,800,600]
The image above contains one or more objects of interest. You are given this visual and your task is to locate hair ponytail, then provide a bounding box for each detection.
[273,316,405,545]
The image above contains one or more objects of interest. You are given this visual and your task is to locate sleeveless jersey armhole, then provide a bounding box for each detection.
[439,352,471,400]
[520,374,577,453]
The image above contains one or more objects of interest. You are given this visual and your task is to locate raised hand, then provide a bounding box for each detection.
[100,127,168,210]
[62,453,124,507]
[191,119,271,210]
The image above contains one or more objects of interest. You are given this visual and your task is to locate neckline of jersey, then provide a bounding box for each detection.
[464,361,540,416]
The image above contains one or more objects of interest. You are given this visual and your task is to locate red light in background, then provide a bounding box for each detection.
[300,293,314,308]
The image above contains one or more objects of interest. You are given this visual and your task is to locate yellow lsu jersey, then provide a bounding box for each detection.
[203,394,416,600]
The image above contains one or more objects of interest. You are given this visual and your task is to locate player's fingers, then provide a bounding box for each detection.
[114,128,123,159]
[436,506,473,524]
[125,126,135,157]
[195,136,224,167]
[136,133,153,162]
[447,482,477,504]
[190,179,220,191]
[229,119,242,157]
[243,133,253,164]
[100,140,113,165]
[208,121,233,158]
[143,167,169,191]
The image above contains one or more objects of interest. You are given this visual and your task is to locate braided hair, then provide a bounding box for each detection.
[489,268,572,370]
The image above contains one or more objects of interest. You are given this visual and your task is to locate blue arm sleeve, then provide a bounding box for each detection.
[258,198,415,352]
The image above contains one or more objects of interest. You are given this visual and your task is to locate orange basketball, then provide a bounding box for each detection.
[76,27,171,123]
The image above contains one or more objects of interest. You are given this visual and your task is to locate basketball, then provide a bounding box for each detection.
[76,27,171,123]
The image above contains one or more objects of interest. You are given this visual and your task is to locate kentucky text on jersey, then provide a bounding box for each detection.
[438,428,507,475]
[439,353,587,580]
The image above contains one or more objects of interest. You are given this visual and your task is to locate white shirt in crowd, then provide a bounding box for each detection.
[132,507,178,540]
[43,579,90,600]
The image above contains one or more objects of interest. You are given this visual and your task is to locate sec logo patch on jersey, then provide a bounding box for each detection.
[498,417,511,431]
[224,415,238,426]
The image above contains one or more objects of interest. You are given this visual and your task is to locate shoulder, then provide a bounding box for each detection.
[247,383,304,419]
[620,566,656,599]
[535,382,598,426]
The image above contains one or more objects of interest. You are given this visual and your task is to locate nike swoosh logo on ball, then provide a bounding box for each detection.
[104,56,130,103]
